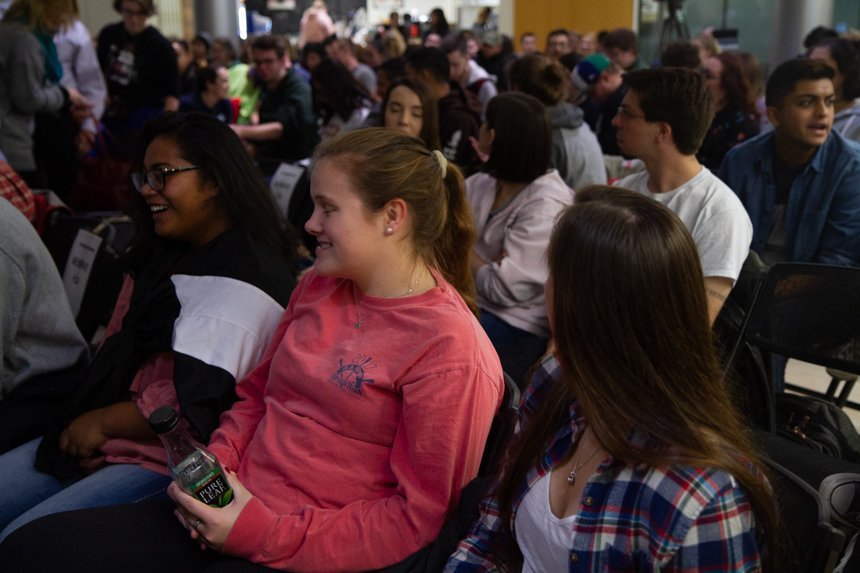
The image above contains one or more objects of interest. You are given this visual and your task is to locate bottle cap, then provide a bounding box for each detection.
[149,406,180,434]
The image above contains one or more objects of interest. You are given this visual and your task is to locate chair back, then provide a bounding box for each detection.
[717,251,774,430]
[744,263,860,375]
[478,372,520,478]
[763,457,846,573]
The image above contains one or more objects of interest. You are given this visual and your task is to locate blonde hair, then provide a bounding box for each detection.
[3,0,77,30]
[313,128,478,314]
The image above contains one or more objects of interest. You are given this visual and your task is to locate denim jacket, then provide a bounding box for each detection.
[718,130,860,266]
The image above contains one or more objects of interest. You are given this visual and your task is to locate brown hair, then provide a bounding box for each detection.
[623,67,714,155]
[381,77,441,150]
[251,34,289,59]
[603,27,638,54]
[111,0,155,16]
[713,52,758,116]
[496,185,780,570]
[507,53,569,106]
[313,128,477,313]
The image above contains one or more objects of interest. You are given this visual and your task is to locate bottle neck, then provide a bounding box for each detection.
[157,423,203,467]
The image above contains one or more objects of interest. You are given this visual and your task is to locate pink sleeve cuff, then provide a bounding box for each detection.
[222,496,278,560]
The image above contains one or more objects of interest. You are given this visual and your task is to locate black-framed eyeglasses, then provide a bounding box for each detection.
[131,166,200,192]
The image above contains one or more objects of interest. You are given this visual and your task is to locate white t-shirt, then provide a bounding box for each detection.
[616,167,752,282]
[516,470,577,573]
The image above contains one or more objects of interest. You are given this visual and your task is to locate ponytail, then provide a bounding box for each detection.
[434,163,478,315]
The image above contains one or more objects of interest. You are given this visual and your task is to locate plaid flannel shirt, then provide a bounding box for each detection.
[0,161,35,223]
[445,355,763,572]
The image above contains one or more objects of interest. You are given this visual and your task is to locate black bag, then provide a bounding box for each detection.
[776,393,860,463]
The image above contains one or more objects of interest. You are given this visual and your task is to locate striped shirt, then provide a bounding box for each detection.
[445,355,763,572]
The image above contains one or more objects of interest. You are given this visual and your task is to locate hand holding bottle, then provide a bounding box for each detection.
[167,470,253,551]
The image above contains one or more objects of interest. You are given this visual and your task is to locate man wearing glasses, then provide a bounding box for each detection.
[230,35,318,176]
[611,67,752,323]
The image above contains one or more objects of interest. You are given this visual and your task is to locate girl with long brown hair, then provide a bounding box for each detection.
[447,186,778,572]
[698,52,761,171]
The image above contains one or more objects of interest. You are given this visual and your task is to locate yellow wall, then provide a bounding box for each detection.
[514,0,635,52]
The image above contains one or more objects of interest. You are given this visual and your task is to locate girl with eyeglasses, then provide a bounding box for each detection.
[0,112,298,542]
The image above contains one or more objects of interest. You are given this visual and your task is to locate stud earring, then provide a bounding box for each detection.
[385,227,393,235]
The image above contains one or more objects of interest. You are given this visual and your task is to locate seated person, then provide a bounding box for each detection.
[447,186,777,572]
[0,112,298,542]
[0,128,504,572]
[0,196,88,451]
[231,35,319,175]
[311,59,372,140]
[720,58,860,267]
[179,66,233,123]
[468,93,573,385]
[407,47,480,175]
[612,67,752,322]
[508,54,607,190]
[382,77,441,149]
[698,52,761,171]
[603,27,646,71]
[574,54,626,157]
[809,38,860,143]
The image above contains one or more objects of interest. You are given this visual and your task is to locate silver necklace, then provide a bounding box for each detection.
[352,271,419,329]
[566,430,601,486]
[353,289,363,329]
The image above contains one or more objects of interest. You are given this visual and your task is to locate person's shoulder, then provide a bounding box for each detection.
[684,168,749,214]
[139,25,170,45]
[281,69,312,93]
[0,198,47,270]
[0,20,33,44]
[825,130,860,165]
[723,129,772,164]
[615,170,648,192]
[528,170,575,201]
[466,171,494,190]
[634,463,742,518]
[202,229,297,305]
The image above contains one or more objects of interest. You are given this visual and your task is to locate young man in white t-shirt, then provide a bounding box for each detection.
[611,67,752,323]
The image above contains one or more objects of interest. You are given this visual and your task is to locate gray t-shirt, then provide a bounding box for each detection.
[617,167,752,282]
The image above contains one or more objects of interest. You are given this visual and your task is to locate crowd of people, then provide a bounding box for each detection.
[1,0,860,570]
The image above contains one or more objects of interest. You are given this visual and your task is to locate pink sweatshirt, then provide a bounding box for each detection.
[209,270,504,572]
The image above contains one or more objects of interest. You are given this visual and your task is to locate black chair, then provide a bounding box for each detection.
[478,372,520,478]
[716,251,774,430]
[737,262,860,400]
[41,213,136,343]
[761,455,847,573]
[729,263,860,572]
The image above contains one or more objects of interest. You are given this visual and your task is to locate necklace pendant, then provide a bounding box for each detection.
[566,470,577,485]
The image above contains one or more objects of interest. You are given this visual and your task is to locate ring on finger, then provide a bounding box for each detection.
[192,518,201,531]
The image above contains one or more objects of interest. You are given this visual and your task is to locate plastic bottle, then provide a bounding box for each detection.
[148,406,234,507]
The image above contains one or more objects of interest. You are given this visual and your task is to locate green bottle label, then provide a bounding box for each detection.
[191,468,234,507]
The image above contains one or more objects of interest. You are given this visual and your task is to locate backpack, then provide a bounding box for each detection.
[776,393,860,463]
